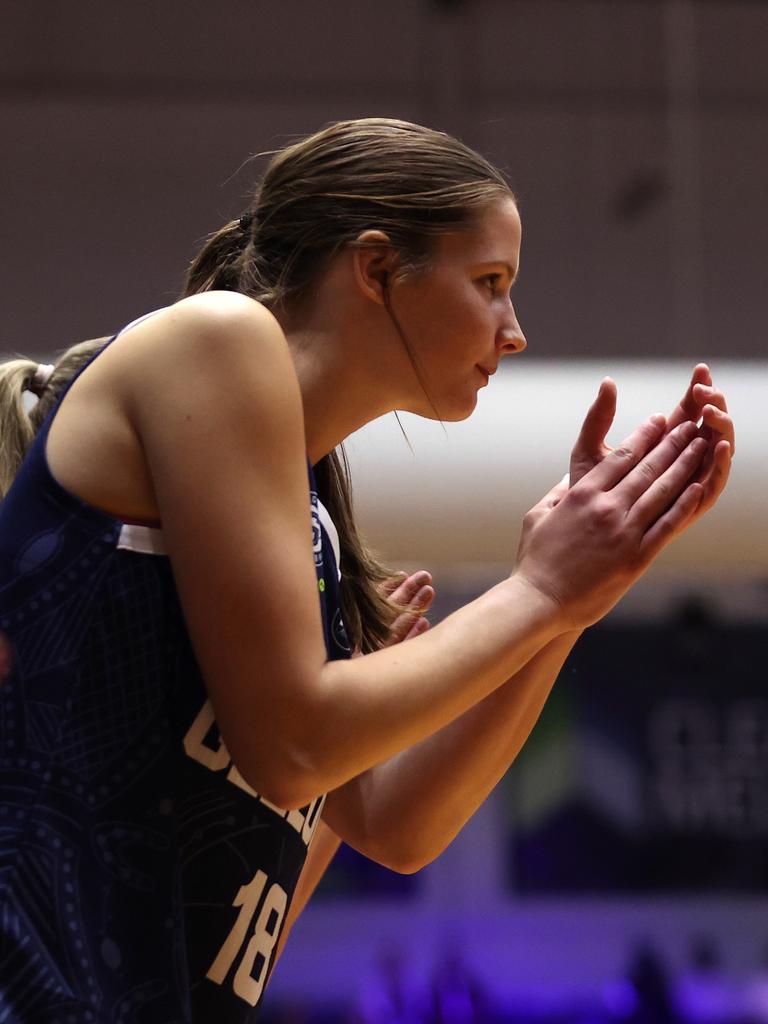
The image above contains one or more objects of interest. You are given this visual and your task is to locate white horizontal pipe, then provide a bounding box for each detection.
[345,361,768,578]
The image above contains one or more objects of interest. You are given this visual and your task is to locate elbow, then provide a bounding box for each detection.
[372,845,435,876]
[226,713,336,812]
[254,779,319,813]
[242,669,350,810]
[356,827,440,876]
[185,694,331,811]
[386,854,431,876]
[240,754,327,812]
[234,741,331,811]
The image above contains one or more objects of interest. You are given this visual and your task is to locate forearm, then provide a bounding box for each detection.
[325,631,581,872]
[284,576,563,806]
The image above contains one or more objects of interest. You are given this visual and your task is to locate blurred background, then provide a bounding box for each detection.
[2,1,767,1021]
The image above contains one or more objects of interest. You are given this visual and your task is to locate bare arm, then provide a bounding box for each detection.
[271,572,438,958]
[324,629,579,872]
[127,297,731,809]
[272,634,574,938]
[322,366,735,871]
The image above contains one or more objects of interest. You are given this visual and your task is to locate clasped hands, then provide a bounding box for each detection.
[375,364,734,647]
[569,362,733,508]
[514,363,735,628]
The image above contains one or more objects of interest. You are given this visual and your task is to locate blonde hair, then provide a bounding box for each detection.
[0,338,110,497]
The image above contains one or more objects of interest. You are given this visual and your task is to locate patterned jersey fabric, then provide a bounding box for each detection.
[0,329,350,1022]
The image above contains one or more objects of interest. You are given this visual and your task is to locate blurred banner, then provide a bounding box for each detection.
[507,614,768,894]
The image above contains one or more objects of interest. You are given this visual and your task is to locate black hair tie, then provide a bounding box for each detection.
[238,212,254,233]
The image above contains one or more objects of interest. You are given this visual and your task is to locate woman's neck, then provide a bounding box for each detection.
[276,283,406,464]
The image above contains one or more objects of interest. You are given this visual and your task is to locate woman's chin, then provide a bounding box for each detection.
[401,388,478,423]
[452,389,481,421]
[433,394,479,423]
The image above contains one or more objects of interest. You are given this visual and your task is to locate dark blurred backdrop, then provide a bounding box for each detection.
[2,2,767,1021]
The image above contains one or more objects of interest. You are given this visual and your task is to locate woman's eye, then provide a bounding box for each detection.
[484,274,501,295]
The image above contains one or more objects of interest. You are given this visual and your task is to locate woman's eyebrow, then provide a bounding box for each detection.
[477,260,519,281]
[498,261,520,284]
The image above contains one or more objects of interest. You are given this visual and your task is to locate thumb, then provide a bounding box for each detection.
[580,377,617,452]
[571,377,618,484]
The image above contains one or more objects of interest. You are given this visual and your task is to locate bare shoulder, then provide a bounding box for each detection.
[119,291,304,448]
[121,292,294,393]
[157,290,283,340]
[46,293,296,526]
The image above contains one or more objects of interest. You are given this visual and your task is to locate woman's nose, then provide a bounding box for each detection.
[498,306,527,355]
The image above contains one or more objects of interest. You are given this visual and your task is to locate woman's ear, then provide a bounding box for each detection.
[351,229,398,306]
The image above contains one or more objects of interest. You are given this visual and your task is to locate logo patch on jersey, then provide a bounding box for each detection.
[310,492,322,568]
[332,608,351,654]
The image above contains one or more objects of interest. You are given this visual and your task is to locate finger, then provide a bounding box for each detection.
[691,392,735,489]
[413,584,435,613]
[640,481,704,561]
[387,571,432,606]
[615,420,699,506]
[697,393,734,447]
[695,439,733,516]
[385,604,432,646]
[580,414,667,492]
[570,378,617,484]
[667,364,713,431]
[403,616,430,642]
[694,389,729,450]
[384,583,435,644]
[693,382,728,415]
[384,611,419,646]
[378,572,407,598]
[700,403,735,455]
[579,378,617,449]
[629,435,707,527]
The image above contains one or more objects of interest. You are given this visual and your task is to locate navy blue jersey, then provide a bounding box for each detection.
[0,326,350,1022]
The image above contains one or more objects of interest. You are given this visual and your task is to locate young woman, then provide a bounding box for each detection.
[0,118,733,1023]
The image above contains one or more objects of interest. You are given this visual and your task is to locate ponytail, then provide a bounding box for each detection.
[185,219,248,295]
[0,359,38,497]
[0,338,110,499]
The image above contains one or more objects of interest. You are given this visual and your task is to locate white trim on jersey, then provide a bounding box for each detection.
[315,500,341,580]
[117,523,167,555]
[116,306,168,338]
[116,499,341,578]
